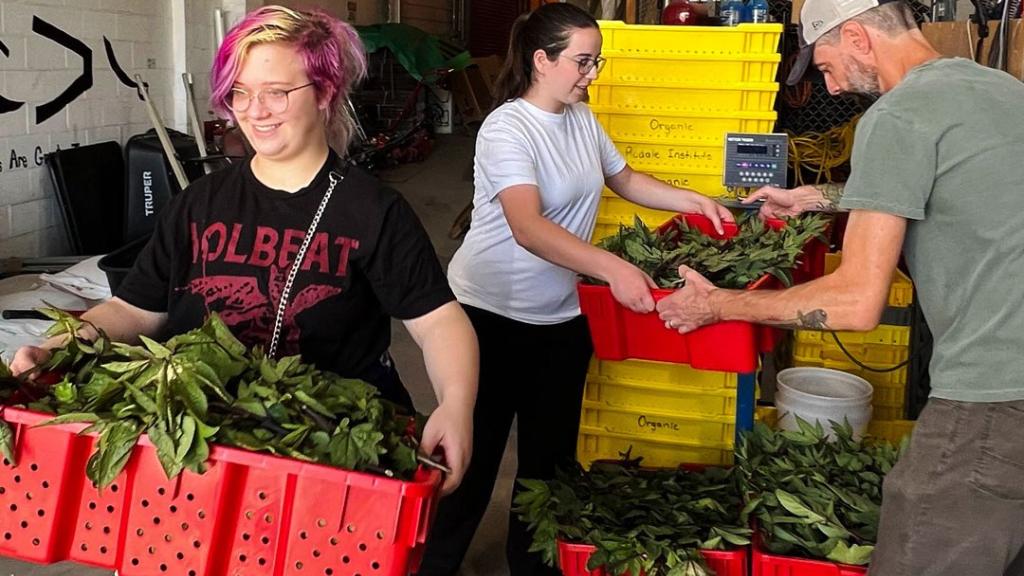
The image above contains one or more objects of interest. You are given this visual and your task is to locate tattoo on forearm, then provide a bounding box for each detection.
[812,183,845,212]
[770,309,831,330]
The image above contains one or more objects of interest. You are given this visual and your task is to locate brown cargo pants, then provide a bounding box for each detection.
[869,398,1024,576]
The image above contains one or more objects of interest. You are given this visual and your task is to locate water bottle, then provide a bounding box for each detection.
[721,0,744,25]
[749,0,769,23]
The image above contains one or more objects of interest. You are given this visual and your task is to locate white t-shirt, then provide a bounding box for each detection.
[447,98,627,325]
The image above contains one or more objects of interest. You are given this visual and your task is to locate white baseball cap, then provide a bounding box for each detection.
[786,0,897,85]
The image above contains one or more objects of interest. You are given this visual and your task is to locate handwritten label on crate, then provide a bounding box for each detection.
[649,118,696,136]
[637,414,681,433]
[623,145,716,162]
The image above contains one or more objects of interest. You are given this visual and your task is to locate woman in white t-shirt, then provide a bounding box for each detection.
[420,4,733,575]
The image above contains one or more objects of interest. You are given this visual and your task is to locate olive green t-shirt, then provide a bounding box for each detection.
[840,57,1024,403]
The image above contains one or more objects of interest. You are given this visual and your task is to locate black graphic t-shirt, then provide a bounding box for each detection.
[117,150,455,382]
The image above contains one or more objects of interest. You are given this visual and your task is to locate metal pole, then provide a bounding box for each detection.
[135,74,190,191]
[182,73,211,174]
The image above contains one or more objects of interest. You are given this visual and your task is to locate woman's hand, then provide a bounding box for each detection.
[606,259,657,313]
[685,193,735,235]
[419,398,473,495]
[9,346,53,379]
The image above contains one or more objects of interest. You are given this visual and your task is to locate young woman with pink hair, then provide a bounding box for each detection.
[11,5,477,495]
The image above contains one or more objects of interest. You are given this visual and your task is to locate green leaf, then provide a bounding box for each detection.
[826,540,874,565]
[87,420,142,489]
[235,398,267,417]
[280,425,310,447]
[147,421,184,479]
[170,366,209,420]
[176,415,197,463]
[123,381,157,414]
[327,420,385,469]
[36,413,100,426]
[207,313,248,359]
[0,420,15,465]
[294,390,334,418]
[139,335,172,359]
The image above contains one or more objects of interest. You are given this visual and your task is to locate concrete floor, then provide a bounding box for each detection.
[0,134,515,575]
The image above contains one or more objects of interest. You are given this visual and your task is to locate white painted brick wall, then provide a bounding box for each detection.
[0,0,230,258]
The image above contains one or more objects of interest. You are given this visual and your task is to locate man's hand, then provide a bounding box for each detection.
[607,260,657,313]
[744,183,845,218]
[419,398,473,495]
[655,265,719,333]
[743,186,804,218]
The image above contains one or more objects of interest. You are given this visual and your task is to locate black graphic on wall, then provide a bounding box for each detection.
[32,16,92,123]
[2,16,155,125]
[0,40,26,114]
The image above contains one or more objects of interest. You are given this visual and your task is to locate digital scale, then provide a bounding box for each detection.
[722,133,789,189]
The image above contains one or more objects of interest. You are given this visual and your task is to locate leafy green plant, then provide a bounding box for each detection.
[591,213,829,289]
[514,459,752,576]
[0,311,420,489]
[736,419,906,565]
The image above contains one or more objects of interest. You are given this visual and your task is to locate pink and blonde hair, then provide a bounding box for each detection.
[210,5,367,151]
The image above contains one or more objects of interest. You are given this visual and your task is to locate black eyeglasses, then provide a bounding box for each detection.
[560,55,607,75]
[228,82,315,114]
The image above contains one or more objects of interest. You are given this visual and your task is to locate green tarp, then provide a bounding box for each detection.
[357,23,471,83]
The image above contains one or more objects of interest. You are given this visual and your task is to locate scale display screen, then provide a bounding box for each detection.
[736,144,769,155]
[723,133,789,188]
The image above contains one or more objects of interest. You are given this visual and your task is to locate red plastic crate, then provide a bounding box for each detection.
[0,406,441,575]
[752,538,868,576]
[580,214,824,371]
[558,540,748,576]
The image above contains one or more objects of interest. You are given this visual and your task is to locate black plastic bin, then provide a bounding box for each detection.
[97,235,151,295]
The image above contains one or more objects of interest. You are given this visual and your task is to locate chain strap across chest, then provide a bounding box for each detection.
[268,171,342,358]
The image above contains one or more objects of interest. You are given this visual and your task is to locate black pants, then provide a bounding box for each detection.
[417,305,593,576]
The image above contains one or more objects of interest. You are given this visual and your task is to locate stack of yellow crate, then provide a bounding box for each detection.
[792,253,915,420]
[578,359,741,467]
[590,21,784,242]
[577,22,785,469]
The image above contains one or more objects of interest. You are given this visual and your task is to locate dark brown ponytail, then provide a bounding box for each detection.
[492,3,598,108]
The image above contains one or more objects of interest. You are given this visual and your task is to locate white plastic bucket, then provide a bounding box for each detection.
[775,367,874,439]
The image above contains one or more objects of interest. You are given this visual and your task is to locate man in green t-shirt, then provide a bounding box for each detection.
[657,0,1024,573]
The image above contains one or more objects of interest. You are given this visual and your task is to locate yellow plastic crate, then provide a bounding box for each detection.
[796,325,910,347]
[793,325,911,366]
[578,425,734,469]
[793,354,909,386]
[589,81,779,114]
[822,343,908,365]
[598,21,784,56]
[754,405,777,425]
[824,252,913,307]
[872,406,905,421]
[585,375,738,419]
[602,170,731,199]
[613,139,723,173]
[594,108,777,146]
[581,401,735,447]
[588,358,739,390]
[597,197,676,229]
[867,419,915,444]
[592,219,620,244]
[597,52,781,86]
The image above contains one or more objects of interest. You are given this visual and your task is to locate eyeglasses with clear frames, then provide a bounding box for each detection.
[560,55,607,75]
[228,82,315,114]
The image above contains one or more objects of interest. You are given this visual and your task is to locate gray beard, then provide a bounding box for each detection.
[842,55,882,97]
